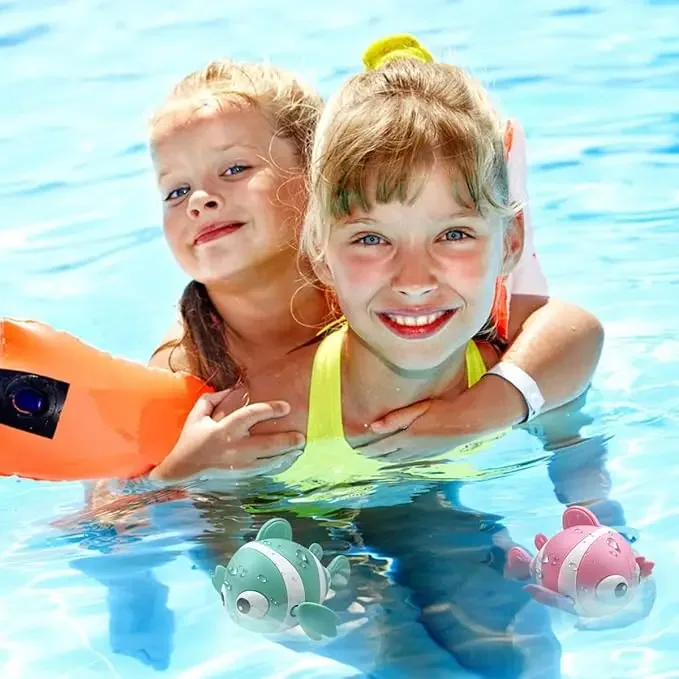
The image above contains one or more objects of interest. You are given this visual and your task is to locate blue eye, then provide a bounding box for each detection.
[164,186,189,202]
[442,229,468,241]
[356,234,385,246]
[222,164,249,177]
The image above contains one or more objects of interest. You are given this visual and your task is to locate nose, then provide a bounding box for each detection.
[391,250,438,299]
[186,189,223,220]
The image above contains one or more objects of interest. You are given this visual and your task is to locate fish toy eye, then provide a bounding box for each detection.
[235,591,270,619]
[595,575,631,604]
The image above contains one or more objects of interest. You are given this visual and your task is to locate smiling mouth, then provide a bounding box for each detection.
[377,309,458,339]
[194,222,245,245]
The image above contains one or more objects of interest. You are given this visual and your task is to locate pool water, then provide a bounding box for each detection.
[1,0,679,677]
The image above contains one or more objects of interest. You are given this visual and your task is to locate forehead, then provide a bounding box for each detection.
[351,163,479,221]
[150,100,275,155]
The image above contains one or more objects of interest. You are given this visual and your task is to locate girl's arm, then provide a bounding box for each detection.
[360,294,604,455]
[500,293,604,416]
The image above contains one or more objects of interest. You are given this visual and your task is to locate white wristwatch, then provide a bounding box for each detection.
[487,361,545,423]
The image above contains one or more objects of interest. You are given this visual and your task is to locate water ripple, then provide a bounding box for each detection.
[0,23,50,47]
[552,5,601,16]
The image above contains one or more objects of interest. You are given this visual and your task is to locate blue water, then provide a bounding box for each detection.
[2,0,679,676]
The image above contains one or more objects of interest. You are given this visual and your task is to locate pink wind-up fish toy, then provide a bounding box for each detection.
[506,505,654,619]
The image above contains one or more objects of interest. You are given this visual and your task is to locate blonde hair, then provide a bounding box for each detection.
[302,56,519,264]
[151,60,322,169]
[149,60,323,390]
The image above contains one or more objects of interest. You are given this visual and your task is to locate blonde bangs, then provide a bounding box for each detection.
[150,60,322,167]
[315,83,514,225]
[303,58,519,264]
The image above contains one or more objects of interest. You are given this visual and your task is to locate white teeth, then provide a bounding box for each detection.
[386,311,447,327]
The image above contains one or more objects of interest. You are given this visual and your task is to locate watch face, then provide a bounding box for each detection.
[0,369,70,439]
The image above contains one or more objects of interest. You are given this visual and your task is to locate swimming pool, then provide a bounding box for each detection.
[1,0,678,676]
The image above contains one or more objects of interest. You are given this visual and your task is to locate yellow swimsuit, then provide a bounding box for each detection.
[245,325,505,514]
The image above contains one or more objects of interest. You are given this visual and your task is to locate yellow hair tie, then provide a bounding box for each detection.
[362,33,434,71]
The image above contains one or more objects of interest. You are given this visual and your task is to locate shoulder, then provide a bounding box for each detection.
[148,318,192,373]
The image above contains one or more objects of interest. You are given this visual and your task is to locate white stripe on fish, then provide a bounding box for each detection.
[241,541,305,630]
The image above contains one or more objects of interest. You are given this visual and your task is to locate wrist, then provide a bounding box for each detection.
[472,373,529,428]
[148,460,177,482]
[486,361,545,423]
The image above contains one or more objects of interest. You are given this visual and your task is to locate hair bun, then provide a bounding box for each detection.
[362,34,434,71]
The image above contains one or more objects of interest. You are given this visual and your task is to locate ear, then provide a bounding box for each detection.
[501,210,525,276]
[311,257,335,288]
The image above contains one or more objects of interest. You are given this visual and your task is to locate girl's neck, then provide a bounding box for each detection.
[340,328,469,431]
[206,255,335,368]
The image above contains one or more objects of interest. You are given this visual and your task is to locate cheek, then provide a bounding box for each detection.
[249,173,305,223]
[162,211,183,252]
[444,241,503,295]
[451,252,487,281]
[161,210,197,274]
[244,178,302,251]
[447,253,495,292]
[330,251,386,298]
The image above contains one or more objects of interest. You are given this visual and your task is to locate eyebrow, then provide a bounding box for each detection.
[437,211,484,221]
[157,169,176,182]
[157,142,261,181]
[214,142,260,153]
[338,217,377,227]
[339,211,482,227]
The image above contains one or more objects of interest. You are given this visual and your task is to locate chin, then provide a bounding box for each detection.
[392,357,452,374]
[194,260,256,285]
[375,344,455,375]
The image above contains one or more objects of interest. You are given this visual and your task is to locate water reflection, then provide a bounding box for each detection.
[36,392,655,677]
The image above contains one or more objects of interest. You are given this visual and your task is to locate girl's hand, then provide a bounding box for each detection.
[149,391,305,481]
[355,400,477,463]
[355,374,524,463]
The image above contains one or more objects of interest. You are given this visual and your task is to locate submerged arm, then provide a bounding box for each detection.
[530,393,628,532]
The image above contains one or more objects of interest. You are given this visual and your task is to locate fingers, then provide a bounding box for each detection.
[184,440,303,477]
[187,389,233,423]
[232,431,305,467]
[361,447,425,464]
[354,432,404,459]
[375,449,420,464]
[219,401,292,436]
[203,389,234,405]
[244,449,304,474]
[356,431,444,463]
[369,400,431,434]
[150,428,304,480]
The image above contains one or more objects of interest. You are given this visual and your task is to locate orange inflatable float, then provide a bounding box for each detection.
[0,318,212,481]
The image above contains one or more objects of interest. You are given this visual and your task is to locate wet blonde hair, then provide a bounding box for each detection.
[302,56,519,264]
[150,60,323,390]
